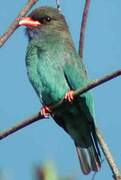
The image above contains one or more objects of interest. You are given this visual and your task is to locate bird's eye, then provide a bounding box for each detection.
[38,16,52,24]
[32,16,52,24]
[45,16,51,22]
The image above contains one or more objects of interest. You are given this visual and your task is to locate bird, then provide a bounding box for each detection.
[19,6,101,174]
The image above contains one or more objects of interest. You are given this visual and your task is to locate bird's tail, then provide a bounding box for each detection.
[75,144,101,175]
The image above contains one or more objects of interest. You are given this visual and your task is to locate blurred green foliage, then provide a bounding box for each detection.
[35,162,74,180]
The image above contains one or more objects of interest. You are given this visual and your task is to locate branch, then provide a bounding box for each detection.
[96,129,121,180]
[56,0,61,11]
[0,113,44,140]
[52,69,121,109]
[79,0,90,58]
[0,69,121,140]
[0,0,38,47]
[79,1,121,179]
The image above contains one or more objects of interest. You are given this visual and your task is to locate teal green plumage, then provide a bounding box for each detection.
[23,7,101,174]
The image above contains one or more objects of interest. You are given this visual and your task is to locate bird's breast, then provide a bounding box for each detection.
[26,46,70,105]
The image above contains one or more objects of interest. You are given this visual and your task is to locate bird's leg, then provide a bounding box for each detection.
[65,90,74,102]
[40,106,51,117]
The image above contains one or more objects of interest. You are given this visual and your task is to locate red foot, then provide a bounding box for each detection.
[65,90,74,102]
[40,106,51,117]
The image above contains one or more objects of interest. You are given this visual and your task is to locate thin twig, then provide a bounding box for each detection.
[0,0,38,47]
[79,0,91,58]
[96,129,121,180]
[91,172,96,180]
[56,0,61,11]
[0,69,121,140]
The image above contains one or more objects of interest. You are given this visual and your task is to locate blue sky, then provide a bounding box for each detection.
[0,0,121,180]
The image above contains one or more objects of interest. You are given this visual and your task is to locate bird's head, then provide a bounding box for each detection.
[19,6,68,41]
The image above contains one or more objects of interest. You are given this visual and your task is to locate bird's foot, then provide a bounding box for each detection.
[65,90,74,102]
[40,106,51,118]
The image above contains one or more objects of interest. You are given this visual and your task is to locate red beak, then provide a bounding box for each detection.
[19,17,41,27]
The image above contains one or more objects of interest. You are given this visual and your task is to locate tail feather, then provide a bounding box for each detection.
[76,145,101,175]
[88,146,101,172]
[76,147,91,175]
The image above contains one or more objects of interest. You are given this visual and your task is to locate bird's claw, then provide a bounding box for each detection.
[65,90,74,102]
[40,106,51,117]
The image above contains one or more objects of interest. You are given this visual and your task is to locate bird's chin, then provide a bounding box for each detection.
[25,27,41,41]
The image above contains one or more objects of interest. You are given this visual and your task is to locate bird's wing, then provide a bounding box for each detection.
[62,51,101,157]
[63,52,87,89]
[63,52,95,116]
[26,45,43,104]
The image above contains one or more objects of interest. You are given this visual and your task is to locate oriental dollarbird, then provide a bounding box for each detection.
[19,6,101,174]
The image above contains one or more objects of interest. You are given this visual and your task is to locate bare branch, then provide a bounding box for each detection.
[0,112,45,140]
[79,0,90,58]
[0,69,121,140]
[0,0,38,47]
[52,69,121,109]
[79,1,121,179]
[96,129,121,180]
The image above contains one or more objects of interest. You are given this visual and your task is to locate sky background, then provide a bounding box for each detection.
[0,0,121,180]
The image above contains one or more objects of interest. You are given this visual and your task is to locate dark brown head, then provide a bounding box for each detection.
[19,6,68,41]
